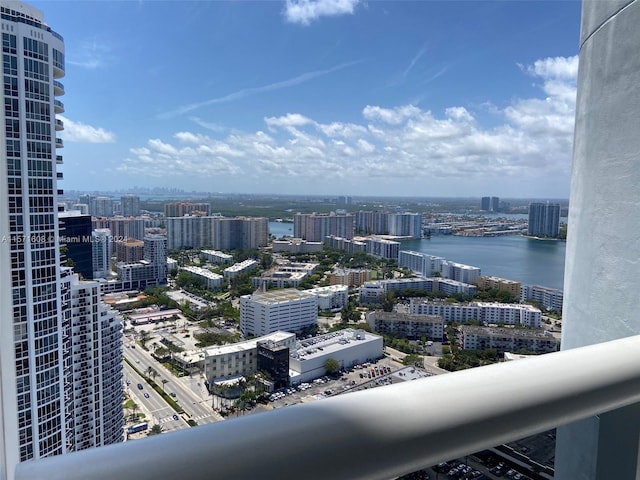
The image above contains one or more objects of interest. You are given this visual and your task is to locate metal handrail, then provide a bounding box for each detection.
[15,335,640,480]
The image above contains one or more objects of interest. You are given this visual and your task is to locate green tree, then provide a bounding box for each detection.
[147,424,164,436]
[381,291,396,312]
[402,354,423,367]
[324,358,340,375]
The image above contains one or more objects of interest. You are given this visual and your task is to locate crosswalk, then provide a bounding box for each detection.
[158,413,215,424]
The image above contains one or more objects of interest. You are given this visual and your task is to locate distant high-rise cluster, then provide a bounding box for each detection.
[528,202,560,238]
[481,196,500,212]
[164,201,210,217]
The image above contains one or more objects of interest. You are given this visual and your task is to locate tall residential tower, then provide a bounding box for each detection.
[1,2,123,477]
[527,202,560,238]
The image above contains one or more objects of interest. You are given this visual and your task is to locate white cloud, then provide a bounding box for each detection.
[284,0,360,25]
[120,55,578,193]
[265,113,314,128]
[525,55,579,80]
[59,116,115,143]
[362,105,421,125]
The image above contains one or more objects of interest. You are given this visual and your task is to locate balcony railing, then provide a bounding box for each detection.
[14,335,640,480]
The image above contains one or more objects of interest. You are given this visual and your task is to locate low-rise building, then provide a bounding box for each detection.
[328,268,373,287]
[410,299,542,328]
[224,259,258,279]
[181,266,224,291]
[398,250,481,284]
[200,331,297,384]
[460,325,559,355]
[477,276,522,297]
[358,277,476,305]
[252,262,318,289]
[521,285,564,311]
[305,285,349,312]
[201,250,234,264]
[367,311,444,340]
[272,238,323,253]
[289,329,384,384]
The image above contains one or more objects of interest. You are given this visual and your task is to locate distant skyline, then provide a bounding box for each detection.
[37,0,581,198]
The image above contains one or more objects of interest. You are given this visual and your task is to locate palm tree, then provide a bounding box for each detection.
[161,379,168,392]
[147,424,164,436]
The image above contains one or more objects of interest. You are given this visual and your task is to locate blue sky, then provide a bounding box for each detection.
[34,0,581,198]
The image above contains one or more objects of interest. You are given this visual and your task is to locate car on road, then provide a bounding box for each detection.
[144,392,150,398]
[172,414,179,421]
[137,383,143,390]
[170,392,176,397]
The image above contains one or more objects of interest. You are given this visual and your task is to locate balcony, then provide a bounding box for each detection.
[14,335,640,480]
[53,80,65,96]
[54,100,64,113]
[55,138,64,149]
[56,172,63,180]
[53,62,65,79]
[55,118,64,131]
[56,155,63,165]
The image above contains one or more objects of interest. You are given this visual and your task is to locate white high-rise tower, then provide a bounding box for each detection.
[1,2,123,477]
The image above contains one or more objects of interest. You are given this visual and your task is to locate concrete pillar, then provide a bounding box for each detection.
[556,1,640,478]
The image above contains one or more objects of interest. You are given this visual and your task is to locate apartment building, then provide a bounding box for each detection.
[0,4,126,467]
[240,289,318,337]
[367,311,444,341]
[521,284,564,311]
[293,212,354,241]
[166,216,268,251]
[477,276,522,297]
[180,266,223,291]
[410,299,542,328]
[460,325,559,355]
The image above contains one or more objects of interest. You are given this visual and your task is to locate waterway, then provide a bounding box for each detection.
[268,222,566,291]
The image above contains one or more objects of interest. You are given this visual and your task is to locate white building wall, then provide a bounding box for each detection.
[240,291,318,337]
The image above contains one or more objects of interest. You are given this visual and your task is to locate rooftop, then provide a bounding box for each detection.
[292,329,381,360]
[244,288,316,304]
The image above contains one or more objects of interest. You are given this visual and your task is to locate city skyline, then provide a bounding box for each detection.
[32,0,580,198]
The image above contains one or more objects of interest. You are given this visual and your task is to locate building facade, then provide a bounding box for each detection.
[398,250,481,284]
[477,276,522,298]
[367,311,444,341]
[293,213,354,241]
[58,212,93,279]
[410,299,542,328]
[0,4,123,473]
[240,289,318,337]
[387,213,422,238]
[91,229,112,279]
[521,284,564,311]
[166,216,268,251]
[180,266,223,291]
[114,238,144,264]
[164,201,210,218]
[62,271,123,451]
[528,202,560,238]
[200,331,297,383]
[460,325,558,355]
[120,194,140,217]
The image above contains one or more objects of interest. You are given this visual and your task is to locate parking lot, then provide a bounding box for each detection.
[264,356,432,409]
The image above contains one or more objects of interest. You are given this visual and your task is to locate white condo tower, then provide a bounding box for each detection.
[0,2,123,478]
